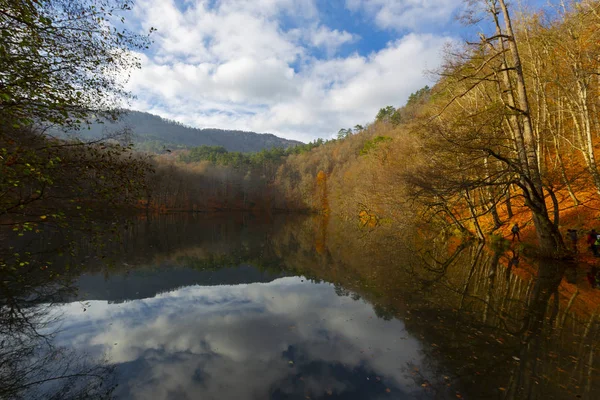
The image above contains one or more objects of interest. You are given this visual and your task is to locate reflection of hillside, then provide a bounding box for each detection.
[268,216,600,400]
[105,213,292,269]
[67,214,297,302]
[76,265,287,303]
[14,213,598,399]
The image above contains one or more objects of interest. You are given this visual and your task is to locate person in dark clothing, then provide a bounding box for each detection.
[511,224,520,242]
[508,250,520,268]
[565,266,577,284]
[505,249,520,281]
[594,235,600,257]
[587,229,598,256]
[567,229,578,251]
[587,266,599,288]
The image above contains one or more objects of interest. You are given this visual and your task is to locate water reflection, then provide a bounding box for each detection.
[52,277,431,399]
[0,267,115,399]
[404,242,599,400]
[1,214,599,399]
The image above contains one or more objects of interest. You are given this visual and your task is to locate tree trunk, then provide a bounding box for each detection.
[498,0,567,256]
[464,189,485,240]
[546,186,560,229]
[505,185,513,218]
[577,79,600,195]
[553,128,579,206]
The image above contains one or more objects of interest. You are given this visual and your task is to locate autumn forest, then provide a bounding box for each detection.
[3,1,600,260]
[4,1,600,399]
[135,0,600,258]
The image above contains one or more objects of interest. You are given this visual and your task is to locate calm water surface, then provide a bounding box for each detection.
[2,214,599,399]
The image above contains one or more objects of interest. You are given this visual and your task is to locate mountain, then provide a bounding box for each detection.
[60,110,302,153]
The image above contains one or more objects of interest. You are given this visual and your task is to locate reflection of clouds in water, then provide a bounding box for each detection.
[53,277,430,399]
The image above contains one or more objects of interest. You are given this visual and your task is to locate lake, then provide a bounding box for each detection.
[2,214,599,399]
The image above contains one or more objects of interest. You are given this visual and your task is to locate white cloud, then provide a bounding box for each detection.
[134,0,307,63]
[309,25,358,56]
[121,0,454,142]
[125,33,449,142]
[213,57,298,102]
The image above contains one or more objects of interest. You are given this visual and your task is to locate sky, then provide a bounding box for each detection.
[122,0,559,142]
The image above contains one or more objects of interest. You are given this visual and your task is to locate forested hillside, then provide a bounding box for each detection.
[270,0,600,256]
[59,110,302,153]
[144,0,600,257]
[3,0,600,259]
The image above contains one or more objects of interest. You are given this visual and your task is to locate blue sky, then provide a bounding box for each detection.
[122,0,562,142]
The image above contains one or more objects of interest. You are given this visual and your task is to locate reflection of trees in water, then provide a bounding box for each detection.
[414,243,600,400]
[64,214,600,399]
[499,258,598,400]
[266,216,600,399]
[1,271,116,399]
[333,284,362,302]
[2,340,115,400]
[4,213,599,399]
[372,304,395,321]
[79,213,295,273]
[1,213,307,399]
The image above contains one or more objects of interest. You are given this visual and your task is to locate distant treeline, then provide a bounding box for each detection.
[145,140,327,211]
[178,141,325,167]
